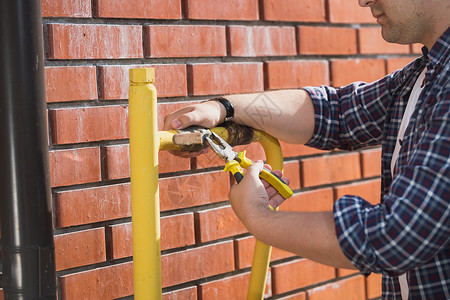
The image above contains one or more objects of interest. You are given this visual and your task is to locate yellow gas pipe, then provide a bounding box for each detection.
[160,129,282,300]
[130,68,285,300]
[129,68,162,300]
[243,131,283,300]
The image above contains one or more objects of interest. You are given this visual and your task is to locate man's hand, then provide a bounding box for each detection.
[163,100,226,131]
[162,100,226,157]
[228,161,290,230]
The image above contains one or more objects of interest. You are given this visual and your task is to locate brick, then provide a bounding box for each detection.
[49,105,128,144]
[186,0,258,20]
[366,273,382,299]
[102,144,130,180]
[307,276,365,300]
[282,160,300,190]
[334,179,381,206]
[386,57,416,74]
[327,0,375,24]
[298,26,357,55]
[144,25,226,58]
[49,147,101,187]
[228,26,297,57]
[263,0,325,22]
[45,66,97,103]
[95,0,181,19]
[107,223,133,260]
[55,183,131,227]
[272,258,335,294]
[280,188,334,212]
[200,271,272,299]
[271,246,297,262]
[265,60,329,90]
[60,262,133,300]
[98,64,187,100]
[234,236,295,269]
[41,0,91,17]
[361,147,382,178]
[278,291,306,300]
[336,268,360,277]
[188,63,263,95]
[159,171,230,211]
[162,286,197,300]
[54,228,106,271]
[280,141,327,158]
[106,213,195,259]
[101,144,190,180]
[160,148,192,174]
[235,236,256,269]
[411,43,424,54]
[160,214,196,250]
[195,206,247,243]
[161,241,234,287]
[47,24,142,59]
[359,27,410,54]
[331,58,386,87]
[301,153,361,188]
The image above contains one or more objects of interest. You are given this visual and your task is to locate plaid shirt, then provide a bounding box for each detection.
[304,27,450,299]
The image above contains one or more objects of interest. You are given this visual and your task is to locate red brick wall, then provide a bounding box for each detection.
[0,0,422,299]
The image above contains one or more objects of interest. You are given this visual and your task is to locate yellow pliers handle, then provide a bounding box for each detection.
[225,150,293,199]
[223,160,245,183]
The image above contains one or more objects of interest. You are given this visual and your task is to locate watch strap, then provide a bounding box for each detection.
[212,97,234,122]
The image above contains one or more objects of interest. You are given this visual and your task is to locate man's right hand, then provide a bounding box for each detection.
[162,100,226,131]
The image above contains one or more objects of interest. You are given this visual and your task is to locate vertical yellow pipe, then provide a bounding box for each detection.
[129,68,162,300]
[247,133,284,300]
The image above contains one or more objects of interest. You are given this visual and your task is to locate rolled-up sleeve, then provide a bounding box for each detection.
[304,83,386,151]
[303,67,411,151]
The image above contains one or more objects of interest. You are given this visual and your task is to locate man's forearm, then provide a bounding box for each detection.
[247,209,356,270]
[226,89,315,144]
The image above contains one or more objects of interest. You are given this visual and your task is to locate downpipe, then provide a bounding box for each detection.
[0,0,57,299]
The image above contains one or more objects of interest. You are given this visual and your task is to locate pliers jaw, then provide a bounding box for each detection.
[204,132,237,163]
[205,132,293,198]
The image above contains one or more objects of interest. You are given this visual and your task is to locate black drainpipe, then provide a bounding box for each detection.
[0,0,56,299]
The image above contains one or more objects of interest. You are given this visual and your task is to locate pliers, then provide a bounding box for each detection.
[205,132,293,199]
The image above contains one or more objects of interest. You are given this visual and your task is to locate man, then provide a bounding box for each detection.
[163,0,449,298]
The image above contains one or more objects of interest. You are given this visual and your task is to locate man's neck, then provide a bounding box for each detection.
[423,25,449,49]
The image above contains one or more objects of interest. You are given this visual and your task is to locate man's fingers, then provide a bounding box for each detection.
[268,194,286,209]
[174,111,203,130]
[245,160,264,179]
[163,101,225,131]
[263,164,272,171]
[163,106,194,130]
[266,185,278,199]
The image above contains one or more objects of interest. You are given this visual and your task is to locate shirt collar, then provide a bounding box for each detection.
[423,26,450,68]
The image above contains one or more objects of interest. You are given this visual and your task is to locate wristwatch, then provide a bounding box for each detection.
[211,97,234,122]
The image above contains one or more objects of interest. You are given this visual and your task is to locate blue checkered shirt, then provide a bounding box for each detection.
[304,27,450,299]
